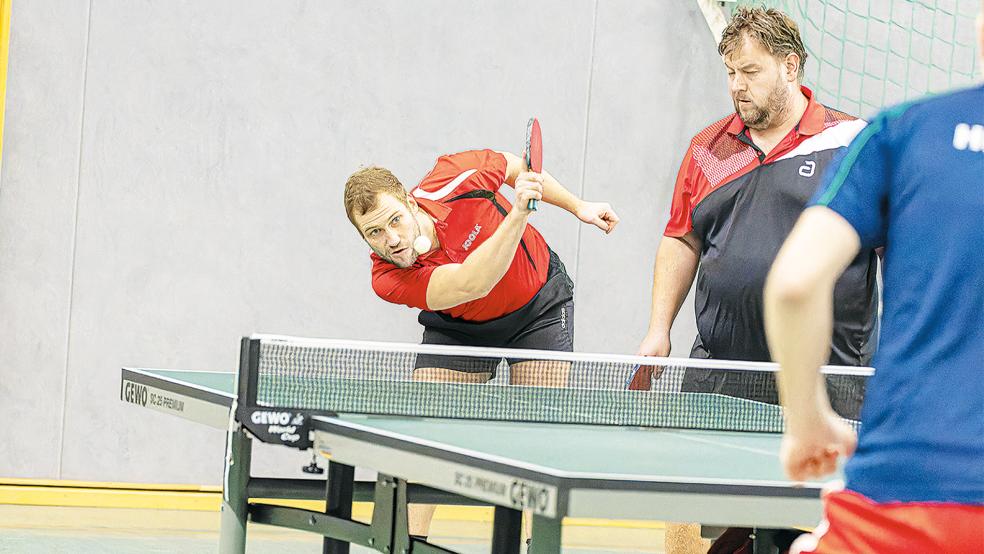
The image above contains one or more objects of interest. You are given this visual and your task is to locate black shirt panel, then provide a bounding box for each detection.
[689,150,879,366]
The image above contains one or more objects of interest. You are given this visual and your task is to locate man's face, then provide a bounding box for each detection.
[725,35,792,130]
[354,193,421,268]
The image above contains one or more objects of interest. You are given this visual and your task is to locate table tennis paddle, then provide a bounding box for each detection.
[524,117,542,211]
[626,364,664,391]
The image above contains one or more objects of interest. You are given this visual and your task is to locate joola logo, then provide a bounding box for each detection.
[461,224,482,250]
[953,123,984,152]
[798,160,816,177]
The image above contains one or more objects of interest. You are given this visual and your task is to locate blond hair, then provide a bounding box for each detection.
[343,166,408,228]
[719,6,808,81]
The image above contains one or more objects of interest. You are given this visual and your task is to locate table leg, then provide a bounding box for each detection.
[529,514,562,554]
[324,461,355,554]
[751,528,779,554]
[219,422,251,554]
[490,506,522,554]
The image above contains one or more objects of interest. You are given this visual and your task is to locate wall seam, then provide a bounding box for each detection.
[56,0,94,479]
[572,0,599,332]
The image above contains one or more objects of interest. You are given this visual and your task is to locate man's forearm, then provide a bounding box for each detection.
[459,210,529,288]
[764,278,835,430]
[764,207,863,429]
[646,236,700,335]
[539,170,581,214]
[498,152,582,214]
[426,210,530,309]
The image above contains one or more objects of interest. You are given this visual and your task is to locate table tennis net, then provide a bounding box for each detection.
[251,335,871,433]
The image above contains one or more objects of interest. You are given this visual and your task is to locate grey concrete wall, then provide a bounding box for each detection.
[0,1,92,479]
[1,1,728,483]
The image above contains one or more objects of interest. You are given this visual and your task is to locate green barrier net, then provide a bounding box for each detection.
[731,0,980,116]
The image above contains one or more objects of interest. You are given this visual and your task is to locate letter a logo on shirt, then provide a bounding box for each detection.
[798,160,816,177]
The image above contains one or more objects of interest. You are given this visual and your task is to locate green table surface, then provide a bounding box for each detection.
[137,369,823,485]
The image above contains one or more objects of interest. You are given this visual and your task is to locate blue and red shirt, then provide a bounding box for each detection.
[371,149,551,322]
[812,84,984,505]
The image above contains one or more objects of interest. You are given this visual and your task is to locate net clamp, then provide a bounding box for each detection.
[237,405,313,450]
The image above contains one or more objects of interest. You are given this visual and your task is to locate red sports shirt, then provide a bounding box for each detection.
[370,149,550,322]
[665,86,860,237]
[660,87,874,364]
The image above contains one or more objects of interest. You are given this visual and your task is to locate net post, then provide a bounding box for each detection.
[237,336,261,406]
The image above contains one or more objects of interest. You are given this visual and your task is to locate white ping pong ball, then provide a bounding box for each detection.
[413,235,432,255]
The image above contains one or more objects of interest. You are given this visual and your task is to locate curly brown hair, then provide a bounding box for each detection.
[343,166,409,229]
[719,6,808,81]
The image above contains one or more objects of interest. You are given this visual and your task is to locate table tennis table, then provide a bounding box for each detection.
[120,336,842,554]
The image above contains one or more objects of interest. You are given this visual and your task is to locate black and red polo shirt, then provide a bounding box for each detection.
[666,86,879,365]
[371,149,551,322]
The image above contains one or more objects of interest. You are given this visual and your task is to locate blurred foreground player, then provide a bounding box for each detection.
[764,6,984,552]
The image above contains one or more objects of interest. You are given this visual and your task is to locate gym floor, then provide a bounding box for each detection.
[0,504,671,553]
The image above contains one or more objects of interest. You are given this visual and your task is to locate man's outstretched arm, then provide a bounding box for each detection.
[425,173,542,311]
[764,206,862,481]
[498,151,619,234]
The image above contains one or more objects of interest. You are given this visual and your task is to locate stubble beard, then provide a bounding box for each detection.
[372,215,422,268]
[737,78,791,131]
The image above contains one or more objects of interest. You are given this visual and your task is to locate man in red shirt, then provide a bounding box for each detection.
[636,7,878,554]
[345,148,618,542]
[344,148,619,386]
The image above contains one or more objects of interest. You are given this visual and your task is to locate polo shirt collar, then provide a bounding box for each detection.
[413,196,450,256]
[414,196,451,221]
[725,85,825,137]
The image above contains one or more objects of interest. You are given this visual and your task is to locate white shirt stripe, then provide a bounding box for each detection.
[775,119,868,162]
[412,169,479,201]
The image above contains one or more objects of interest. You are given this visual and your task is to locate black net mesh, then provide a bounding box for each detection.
[253,337,868,433]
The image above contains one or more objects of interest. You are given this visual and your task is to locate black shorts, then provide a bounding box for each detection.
[681,339,866,420]
[415,250,574,375]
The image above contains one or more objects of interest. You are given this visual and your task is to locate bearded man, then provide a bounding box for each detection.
[635,7,879,553]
